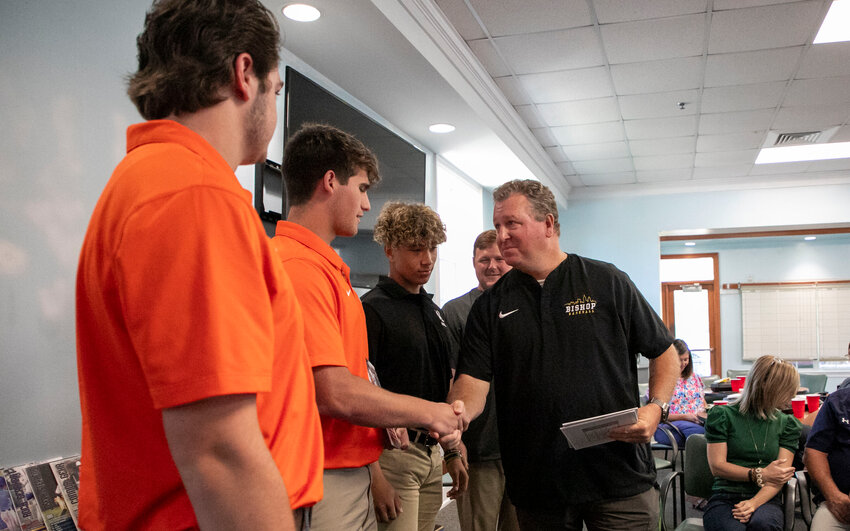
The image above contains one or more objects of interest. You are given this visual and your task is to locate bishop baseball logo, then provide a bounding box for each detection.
[564,294,597,316]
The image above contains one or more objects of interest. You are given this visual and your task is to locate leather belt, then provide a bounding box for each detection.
[407,428,438,446]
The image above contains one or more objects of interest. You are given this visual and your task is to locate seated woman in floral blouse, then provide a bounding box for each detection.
[651,338,707,446]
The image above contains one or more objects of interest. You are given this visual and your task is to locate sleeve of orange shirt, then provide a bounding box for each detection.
[279,258,348,369]
[115,186,276,409]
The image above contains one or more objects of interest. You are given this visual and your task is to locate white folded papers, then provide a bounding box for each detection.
[560,408,639,450]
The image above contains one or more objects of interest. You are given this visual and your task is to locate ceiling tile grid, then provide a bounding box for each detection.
[438,0,848,190]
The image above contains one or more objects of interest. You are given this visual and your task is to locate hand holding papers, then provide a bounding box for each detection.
[560,408,639,450]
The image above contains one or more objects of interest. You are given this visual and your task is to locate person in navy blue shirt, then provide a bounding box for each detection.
[805,386,850,529]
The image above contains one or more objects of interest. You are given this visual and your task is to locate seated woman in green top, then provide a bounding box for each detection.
[703,355,802,531]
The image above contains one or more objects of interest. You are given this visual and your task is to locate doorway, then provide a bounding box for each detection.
[660,254,721,376]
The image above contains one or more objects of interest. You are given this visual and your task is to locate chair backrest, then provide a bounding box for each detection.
[799,373,828,394]
[701,374,720,387]
[727,369,749,378]
[683,434,714,499]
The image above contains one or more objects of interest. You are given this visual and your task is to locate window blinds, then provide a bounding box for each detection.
[741,282,850,361]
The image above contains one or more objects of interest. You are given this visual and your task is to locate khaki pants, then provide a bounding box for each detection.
[377,443,443,531]
[456,459,519,531]
[812,504,850,531]
[311,466,376,531]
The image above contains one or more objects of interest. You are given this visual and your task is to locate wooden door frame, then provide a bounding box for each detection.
[660,253,722,376]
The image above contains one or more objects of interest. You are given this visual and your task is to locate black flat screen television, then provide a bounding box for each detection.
[256,66,427,288]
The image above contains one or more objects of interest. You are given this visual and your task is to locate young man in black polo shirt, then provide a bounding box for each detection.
[362,201,465,531]
[448,180,680,530]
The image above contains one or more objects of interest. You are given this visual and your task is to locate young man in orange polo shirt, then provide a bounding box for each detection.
[272,123,464,530]
[75,1,322,529]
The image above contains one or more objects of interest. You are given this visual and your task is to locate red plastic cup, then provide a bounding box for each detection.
[731,378,744,393]
[791,397,806,419]
[713,400,729,406]
[806,394,820,413]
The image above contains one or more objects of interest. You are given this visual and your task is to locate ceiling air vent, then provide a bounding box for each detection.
[762,126,838,148]
[774,131,821,145]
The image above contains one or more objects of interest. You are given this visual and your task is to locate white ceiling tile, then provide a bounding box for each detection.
[772,104,846,130]
[577,172,637,185]
[610,56,704,95]
[636,168,694,182]
[494,76,532,105]
[545,145,568,161]
[701,82,786,113]
[492,27,605,75]
[629,136,695,156]
[708,2,823,54]
[748,161,811,174]
[565,174,585,187]
[784,76,850,107]
[594,0,707,24]
[624,115,698,139]
[806,158,850,171]
[537,98,621,126]
[698,109,775,134]
[619,89,700,120]
[633,153,694,170]
[572,158,634,173]
[697,131,766,152]
[831,125,850,143]
[704,47,804,87]
[692,166,752,179]
[561,141,631,161]
[435,0,486,40]
[518,67,614,103]
[797,42,850,79]
[533,127,559,146]
[714,0,807,9]
[515,105,547,128]
[695,149,758,167]
[466,0,592,37]
[468,39,512,78]
[550,122,625,145]
[557,161,576,174]
[601,14,705,64]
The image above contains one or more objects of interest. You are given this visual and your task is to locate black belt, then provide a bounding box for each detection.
[407,428,438,446]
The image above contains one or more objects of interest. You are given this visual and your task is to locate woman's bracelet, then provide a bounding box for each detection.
[750,467,764,488]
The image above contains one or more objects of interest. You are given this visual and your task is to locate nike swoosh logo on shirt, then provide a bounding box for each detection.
[499,309,519,319]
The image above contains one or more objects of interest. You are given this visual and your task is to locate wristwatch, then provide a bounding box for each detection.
[648,397,670,422]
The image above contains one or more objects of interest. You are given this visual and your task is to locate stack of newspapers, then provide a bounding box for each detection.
[1,455,80,531]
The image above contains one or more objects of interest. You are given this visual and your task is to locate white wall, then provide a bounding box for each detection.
[1,1,148,465]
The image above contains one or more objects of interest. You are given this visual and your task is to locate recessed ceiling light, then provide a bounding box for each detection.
[282,3,320,22]
[755,141,850,164]
[429,123,455,134]
[685,242,696,247]
[804,236,817,241]
[814,0,850,44]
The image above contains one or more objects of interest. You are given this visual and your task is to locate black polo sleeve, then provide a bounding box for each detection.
[616,268,673,359]
[456,292,493,382]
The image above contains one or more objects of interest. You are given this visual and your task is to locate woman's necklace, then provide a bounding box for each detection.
[746,416,771,466]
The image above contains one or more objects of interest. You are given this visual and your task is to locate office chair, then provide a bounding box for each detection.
[799,373,828,394]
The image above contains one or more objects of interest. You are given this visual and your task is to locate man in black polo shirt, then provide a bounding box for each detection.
[448,180,680,530]
[362,201,464,531]
[442,229,518,531]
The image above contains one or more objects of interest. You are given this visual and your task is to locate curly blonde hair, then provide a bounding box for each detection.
[373,201,446,248]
